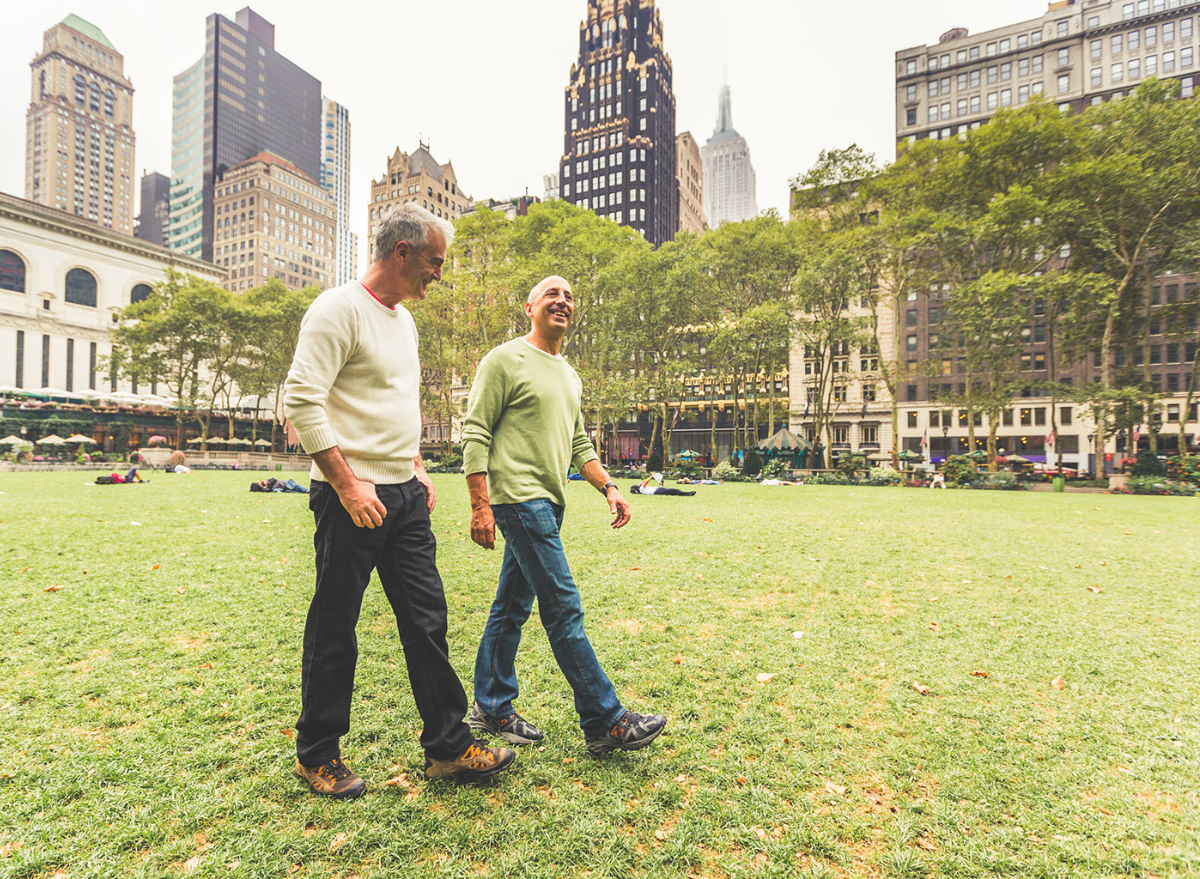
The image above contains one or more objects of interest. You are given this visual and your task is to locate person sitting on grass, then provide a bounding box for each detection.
[124,466,144,483]
[629,472,695,496]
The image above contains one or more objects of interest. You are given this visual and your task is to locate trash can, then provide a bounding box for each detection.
[275,463,283,472]
[1052,475,1065,493]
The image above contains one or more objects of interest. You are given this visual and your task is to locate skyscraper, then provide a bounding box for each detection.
[559,0,679,246]
[169,8,322,262]
[367,144,469,242]
[701,86,757,227]
[25,15,136,234]
[135,171,170,246]
[321,96,356,286]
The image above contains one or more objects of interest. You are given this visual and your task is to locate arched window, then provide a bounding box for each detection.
[88,82,100,113]
[74,75,86,107]
[0,250,25,293]
[103,90,115,118]
[65,268,97,307]
[130,283,152,304]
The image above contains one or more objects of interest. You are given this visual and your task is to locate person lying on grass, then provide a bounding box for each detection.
[629,472,696,496]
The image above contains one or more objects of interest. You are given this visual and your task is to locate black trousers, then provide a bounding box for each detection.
[295,478,475,765]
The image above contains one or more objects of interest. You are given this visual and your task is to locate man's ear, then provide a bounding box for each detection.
[524,300,535,319]
[394,240,411,261]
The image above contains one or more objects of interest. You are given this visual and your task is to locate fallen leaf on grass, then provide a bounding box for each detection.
[176,587,186,594]
[926,596,938,602]
[736,776,747,785]
[928,622,941,632]
[654,829,668,841]
[279,728,294,739]
[44,584,66,592]
[51,872,67,879]
[384,773,411,788]
[916,836,938,852]
[1087,586,1101,594]
[672,654,682,665]
[755,673,777,684]
[969,670,989,678]
[561,757,575,764]
[1097,806,1114,816]
[675,775,688,784]
[17,568,31,574]
[912,681,931,695]
[753,827,767,840]
[182,855,202,873]
[0,841,24,857]
[1052,676,1065,691]
[628,567,639,571]
[824,782,847,796]
[865,579,880,588]
[696,574,705,580]
[329,832,347,853]
[151,564,160,570]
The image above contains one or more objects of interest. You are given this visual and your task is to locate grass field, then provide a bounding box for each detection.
[0,471,1196,879]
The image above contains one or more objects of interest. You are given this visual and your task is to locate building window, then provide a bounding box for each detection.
[0,249,25,292]
[131,283,152,304]
[1057,74,1070,94]
[1057,48,1070,68]
[65,268,97,307]
[65,338,74,392]
[1057,20,1069,38]
[42,334,50,387]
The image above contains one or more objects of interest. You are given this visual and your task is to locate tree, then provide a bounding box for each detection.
[1049,79,1200,454]
[109,270,229,447]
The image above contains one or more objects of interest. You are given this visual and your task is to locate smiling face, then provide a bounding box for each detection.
[395,228,447,302]
[526,277,575,337]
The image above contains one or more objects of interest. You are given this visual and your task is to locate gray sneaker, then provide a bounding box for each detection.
[467,703,545,746]
[585,710,667,756]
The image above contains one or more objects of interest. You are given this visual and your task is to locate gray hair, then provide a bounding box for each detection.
[527,275,572,304]
[373,202,455,262]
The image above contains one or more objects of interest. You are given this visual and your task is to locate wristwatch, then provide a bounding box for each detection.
[599,481,618,496]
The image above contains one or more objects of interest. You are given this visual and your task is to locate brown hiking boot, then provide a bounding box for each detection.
[294,757,366,799]
[423,740,516,782]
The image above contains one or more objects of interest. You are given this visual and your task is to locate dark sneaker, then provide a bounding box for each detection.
[423,740,516,782]
[294,757,366,800]
[586,710,667,756]
[467,703,545,745]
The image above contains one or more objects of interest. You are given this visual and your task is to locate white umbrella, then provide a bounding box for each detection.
[39,387,90,402]
[0,435,24,445]
[252,438,272,447]
[37,434,69,445]
[66,434,96,444]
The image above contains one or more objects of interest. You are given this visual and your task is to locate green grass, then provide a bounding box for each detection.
[0,472,1197,879]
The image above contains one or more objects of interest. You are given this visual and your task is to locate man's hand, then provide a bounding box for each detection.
[470,504,496,549]
[337,479,387,529]
[607,488,632,529]
[414,460,437,513]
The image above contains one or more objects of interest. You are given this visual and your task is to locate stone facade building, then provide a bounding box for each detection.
[367,145,468,243]
[0,191,222,395]
[558,0,679,246]
[675,131,707,233]
[213,152,335,293]
[25,15,136,236]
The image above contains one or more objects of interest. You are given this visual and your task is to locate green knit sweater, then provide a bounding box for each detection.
[461,338,598,508]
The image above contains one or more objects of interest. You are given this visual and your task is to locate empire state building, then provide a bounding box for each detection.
[559,0,679,246]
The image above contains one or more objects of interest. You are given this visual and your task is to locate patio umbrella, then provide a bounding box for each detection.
[37,434,68,445]
[676,449,701,459]
[65,434,96,444]
[1007,454,1032,464]
[756,428,811,453]
[252,438,272,447]
[187,436,204,445]
[897,449,924,461]
[0,435,24,445]
[866,451,893,462]
[39,387,90,402]
[965,449,988,460]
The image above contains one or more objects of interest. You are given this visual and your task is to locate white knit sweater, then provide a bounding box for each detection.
[283,281,421,485]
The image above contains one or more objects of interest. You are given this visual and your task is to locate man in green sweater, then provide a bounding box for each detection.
[462,275,667,755]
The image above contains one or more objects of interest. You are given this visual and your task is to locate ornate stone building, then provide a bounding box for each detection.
[0,191,222,394]
[25,15,136,236]
[559,0,679,246]
[367,144,469,243]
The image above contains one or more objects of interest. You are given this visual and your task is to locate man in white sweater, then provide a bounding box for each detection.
[284,203,514,797]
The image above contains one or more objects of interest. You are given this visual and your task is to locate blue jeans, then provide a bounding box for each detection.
[473,499,624,733]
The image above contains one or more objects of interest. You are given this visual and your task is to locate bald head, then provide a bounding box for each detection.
[527,275,572,304]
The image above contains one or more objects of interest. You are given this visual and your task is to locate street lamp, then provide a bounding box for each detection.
[941,424,949,464]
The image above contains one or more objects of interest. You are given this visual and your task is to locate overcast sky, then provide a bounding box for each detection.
[1,0,1053,267]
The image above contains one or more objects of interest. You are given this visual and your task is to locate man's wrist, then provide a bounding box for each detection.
[599,481,618,496]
